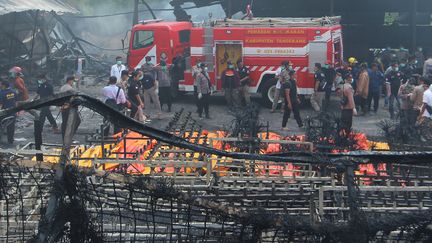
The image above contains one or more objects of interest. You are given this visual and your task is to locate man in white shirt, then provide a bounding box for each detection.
[419,80,432,141]
[110,56,127,82]
[103,76,126,105]
[102,76,127,134]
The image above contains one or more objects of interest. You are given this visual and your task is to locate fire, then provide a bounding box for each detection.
[32,130,389,177]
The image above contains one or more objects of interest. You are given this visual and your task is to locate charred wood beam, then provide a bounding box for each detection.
[36,106,80,243]
[2,92,432,165]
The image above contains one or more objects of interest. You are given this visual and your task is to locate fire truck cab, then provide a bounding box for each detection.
[128,17,343,107]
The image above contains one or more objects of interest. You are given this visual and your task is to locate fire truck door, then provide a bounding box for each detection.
[308,41,327,73]
[215,43,243,89]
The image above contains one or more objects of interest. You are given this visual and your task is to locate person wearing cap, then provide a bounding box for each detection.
[156,60,173,112]
[311,63,326,112]
[0,80,17,144]
[9,66,29,102]
[236,59,251,105]
[281,70,303,131]
[221,60,240,110]
[34,74,59,132]
[111,56,126,82]
[340,74,355,134]
[196,63,212,119]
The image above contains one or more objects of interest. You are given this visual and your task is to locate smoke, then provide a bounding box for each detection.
[60,0,225,59]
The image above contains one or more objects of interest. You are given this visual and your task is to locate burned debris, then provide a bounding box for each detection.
[0,0,112,85]
[1,94,432,242]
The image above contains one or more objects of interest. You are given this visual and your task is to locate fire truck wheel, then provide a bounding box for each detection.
[260,78,281,108]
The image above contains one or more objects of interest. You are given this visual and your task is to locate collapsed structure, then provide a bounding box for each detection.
[0,0,111,84]
[1,93,432,242]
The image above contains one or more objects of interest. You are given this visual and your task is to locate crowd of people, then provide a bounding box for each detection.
[3,50,432,144]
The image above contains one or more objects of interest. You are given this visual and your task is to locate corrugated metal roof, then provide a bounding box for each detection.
[0,0,79,15]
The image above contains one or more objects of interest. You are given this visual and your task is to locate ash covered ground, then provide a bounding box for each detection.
[0,83,389,148]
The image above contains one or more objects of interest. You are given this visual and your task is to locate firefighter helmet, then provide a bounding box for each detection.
[8,66,23,78]
[348,57,357,64]
[9,66,22,74]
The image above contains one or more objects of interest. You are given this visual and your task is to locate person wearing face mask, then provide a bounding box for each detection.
[142,56,155,78]
[156,61,173,112]
[385,62,404,119]
[221,61,240,110]
[406,56,419,77]
[9,66,29,102]
[35,74,59,132]
[399,59,409,76]
[111,56,126,82]
[340,74,355,135]
[196,63,212,119]
[311,63,326,112]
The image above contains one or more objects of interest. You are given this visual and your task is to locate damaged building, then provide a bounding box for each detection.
[0,0,111,84]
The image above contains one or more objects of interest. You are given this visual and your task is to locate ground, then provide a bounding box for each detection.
[0,84,390,148]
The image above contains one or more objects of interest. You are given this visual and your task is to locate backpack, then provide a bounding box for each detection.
[105,87,121,111]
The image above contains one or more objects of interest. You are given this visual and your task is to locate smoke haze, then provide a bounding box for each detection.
[62,0,225,59]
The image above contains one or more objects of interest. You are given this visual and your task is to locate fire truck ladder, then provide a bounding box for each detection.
[212,16,341,27]
[203,26,214,71]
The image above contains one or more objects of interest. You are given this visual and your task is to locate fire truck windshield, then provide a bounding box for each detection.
[133,30,154,50]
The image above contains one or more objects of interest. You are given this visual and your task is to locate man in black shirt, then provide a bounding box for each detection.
[311,63,326,112]
[236,60,251,105]
[141,70,162,117]
[323,62,336,111]
[128,71,144,118]
[35,74,59,132]
[282,70,303,130]
[385,62,404,119]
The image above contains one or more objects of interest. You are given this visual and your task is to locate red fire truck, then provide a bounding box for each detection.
[128,17,343,107]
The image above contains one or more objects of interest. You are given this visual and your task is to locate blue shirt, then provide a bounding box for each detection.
[0,88,17,109]
[369,70,384,92]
